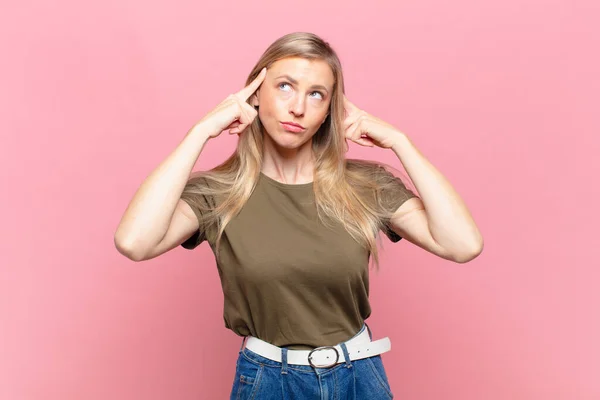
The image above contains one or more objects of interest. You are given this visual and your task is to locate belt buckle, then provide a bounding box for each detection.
[308,345,340,368]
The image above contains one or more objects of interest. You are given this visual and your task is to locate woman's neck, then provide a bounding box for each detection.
[261,135,315,184]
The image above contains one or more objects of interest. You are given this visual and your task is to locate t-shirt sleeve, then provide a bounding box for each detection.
[377,168,418,243]
[179,177,213,250]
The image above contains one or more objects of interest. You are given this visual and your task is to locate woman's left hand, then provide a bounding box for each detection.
[343,96,404,149]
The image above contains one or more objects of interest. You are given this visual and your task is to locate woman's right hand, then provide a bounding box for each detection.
[194,67,267,139]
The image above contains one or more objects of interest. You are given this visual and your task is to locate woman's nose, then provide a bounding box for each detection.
[289,95,305,116]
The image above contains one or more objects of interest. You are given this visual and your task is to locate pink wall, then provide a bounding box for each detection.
[1,0,598,399]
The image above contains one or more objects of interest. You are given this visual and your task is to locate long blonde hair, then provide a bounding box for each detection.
[182,32,416,270]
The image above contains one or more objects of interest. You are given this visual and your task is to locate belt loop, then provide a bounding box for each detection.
[339,342,353,368]
[281,347,289,375]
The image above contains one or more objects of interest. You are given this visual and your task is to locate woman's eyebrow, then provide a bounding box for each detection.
[275,74,329,93]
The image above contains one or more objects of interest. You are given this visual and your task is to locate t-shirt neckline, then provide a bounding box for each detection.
[259,172,314,189]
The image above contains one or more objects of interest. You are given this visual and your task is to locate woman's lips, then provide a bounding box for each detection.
[280,122,305,133]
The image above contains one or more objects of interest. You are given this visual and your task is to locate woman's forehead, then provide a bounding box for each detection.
[268,57,334,88]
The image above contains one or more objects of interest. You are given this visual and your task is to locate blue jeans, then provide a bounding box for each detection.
[230,323,394,399]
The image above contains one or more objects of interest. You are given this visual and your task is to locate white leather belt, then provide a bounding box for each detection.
[243,327,391,368]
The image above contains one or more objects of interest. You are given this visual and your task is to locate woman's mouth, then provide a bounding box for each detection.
[280,122,305,133]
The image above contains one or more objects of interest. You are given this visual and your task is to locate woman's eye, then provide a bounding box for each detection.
[278,83,323,100]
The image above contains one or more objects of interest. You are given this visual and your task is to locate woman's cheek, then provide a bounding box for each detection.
[276,89,293,101]
[273,96,289,112]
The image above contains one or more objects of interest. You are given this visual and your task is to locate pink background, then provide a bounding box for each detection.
[1,0,598,399]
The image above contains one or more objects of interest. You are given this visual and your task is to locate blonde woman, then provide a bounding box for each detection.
[115,32,483,399]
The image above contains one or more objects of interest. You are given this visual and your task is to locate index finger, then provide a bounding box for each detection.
[343,95,358,113]
[237,67,267,101]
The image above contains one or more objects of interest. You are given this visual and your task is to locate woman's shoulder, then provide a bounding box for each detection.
[186,170,231,190]
[345,158,397,181]
[182,170,231,208]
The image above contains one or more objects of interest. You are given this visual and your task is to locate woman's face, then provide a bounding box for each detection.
[254,57,335,149]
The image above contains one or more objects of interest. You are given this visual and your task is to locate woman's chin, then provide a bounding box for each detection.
[266,133,309,150]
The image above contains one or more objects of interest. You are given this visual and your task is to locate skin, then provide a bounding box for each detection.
[250,57,334,184]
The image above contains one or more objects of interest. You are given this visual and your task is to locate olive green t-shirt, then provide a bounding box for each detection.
[180,169,416,350]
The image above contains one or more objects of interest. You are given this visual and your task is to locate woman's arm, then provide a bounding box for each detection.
[342,96,483,263]
[113,125,212,261]
[388,133,484,263]
[114,68,266,261]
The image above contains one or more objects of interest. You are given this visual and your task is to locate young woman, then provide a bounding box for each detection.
[115,32,483,399]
